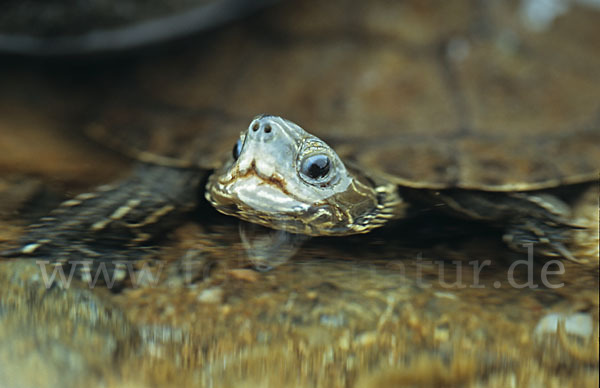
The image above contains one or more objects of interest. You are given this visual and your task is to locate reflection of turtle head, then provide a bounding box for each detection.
[206,115,401,236]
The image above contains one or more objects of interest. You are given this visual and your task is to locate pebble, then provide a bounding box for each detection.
[196,287,224,304]
[227,269,260,283]
[534,312,594,338]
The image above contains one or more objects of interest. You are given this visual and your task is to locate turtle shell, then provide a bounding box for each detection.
[90,0,600,191]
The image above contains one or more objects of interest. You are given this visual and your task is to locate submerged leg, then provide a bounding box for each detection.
[425,189,583,261]
[1,163,204,283]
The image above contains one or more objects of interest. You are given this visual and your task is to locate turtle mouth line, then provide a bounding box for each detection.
[216,159,309,207]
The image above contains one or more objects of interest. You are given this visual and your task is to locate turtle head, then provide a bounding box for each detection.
[205,115,401,236]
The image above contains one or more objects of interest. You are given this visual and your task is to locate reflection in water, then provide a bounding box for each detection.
[239,221,309,271]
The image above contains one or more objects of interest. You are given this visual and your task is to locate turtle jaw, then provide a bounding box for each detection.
[205,176,355,236]
[205,161,340,236]
[205,174,312,234]
[205,170,310,223]
[205,165,402,236]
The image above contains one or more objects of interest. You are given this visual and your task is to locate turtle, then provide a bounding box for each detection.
[2,0,600,277]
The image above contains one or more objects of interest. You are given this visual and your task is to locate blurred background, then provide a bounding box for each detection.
[0,0,598,387]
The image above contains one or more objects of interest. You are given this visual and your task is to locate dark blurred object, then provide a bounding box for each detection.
[0,0,279,56]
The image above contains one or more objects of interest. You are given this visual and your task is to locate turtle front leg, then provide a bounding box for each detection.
[1,163,204,285]
[502,214,581,263]
[428,190,582,261]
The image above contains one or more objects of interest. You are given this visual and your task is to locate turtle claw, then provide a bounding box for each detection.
[503,219,581,262]
[550,242,584,264]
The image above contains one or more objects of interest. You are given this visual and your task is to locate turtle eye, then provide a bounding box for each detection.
[232,139,242,160]
[301,154,330,180]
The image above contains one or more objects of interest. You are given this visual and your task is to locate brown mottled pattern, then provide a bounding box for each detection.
[89,0,599,191]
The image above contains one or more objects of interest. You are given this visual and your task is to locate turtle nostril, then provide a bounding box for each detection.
[264,124,272,133]
[252,122,260,132]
